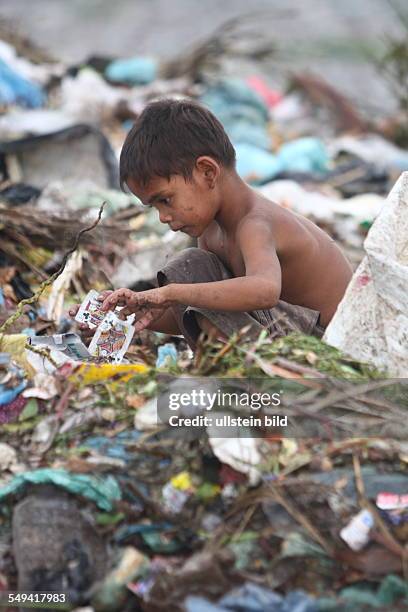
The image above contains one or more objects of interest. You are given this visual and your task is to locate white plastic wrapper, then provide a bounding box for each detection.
[324,172,408,376]
[340,509,373,551]
[207,423,262,486]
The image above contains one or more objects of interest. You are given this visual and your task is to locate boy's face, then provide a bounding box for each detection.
[127,162,220,237]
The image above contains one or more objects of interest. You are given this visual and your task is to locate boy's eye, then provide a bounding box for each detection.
[159,198,171,205]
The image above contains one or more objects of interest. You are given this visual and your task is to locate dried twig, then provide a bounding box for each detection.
[233,505,257,542]
[307,380,396,413]
[25,343,59,369]
[0,202,106,339]
[54,382,75,419]
[268,483,334,556]
[239,347,322,389]
[207,326,251,372]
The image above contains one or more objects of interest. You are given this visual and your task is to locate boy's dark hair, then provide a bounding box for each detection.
[120,98,236,189]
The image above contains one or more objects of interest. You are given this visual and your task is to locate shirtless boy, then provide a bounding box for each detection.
[70,99,352,349]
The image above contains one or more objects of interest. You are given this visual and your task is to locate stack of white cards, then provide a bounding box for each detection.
[75,290,135,363]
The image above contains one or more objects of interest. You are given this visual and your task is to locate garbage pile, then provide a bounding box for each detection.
[0,19,407,612]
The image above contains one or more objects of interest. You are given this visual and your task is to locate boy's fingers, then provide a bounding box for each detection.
[96,290,113,302]
[102,296,117,311]
[134,312,154,332]
[80,327,95,338]
[134,307,165,332]
[69,304,80,317]
[118,309,131,320]
[102,288,137,311]
[102,290,126,311]
[117,306,136,320]
[79,323,95,331]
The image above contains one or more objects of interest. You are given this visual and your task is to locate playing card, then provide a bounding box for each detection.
[88,311,135,363]
[75,290,107,328]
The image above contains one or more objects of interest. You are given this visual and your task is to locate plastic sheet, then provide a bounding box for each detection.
[105,56,157,85]
[324,172,408,375]
[185,583,318,612]
[69,362,149,386]
[0,58,45,108]
[0,469,121,510]
[201,78,270,150]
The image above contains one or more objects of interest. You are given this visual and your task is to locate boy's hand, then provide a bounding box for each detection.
[68,290,112,337]
[101,287,171,332]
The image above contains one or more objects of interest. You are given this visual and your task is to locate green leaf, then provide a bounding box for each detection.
[96,512,125,526]
[19,398,38,421]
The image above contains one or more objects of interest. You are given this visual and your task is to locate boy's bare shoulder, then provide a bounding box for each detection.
[241,191,290,225]
[236,194,300,245]
[248,192,333,241]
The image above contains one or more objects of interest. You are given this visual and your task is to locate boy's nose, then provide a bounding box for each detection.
[159,212,172,224]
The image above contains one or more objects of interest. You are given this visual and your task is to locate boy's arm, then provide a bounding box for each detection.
[145,307,180,335]
[167,218,281,311]
[197,234,208,249]
[145,233,207,333]
[102,218,282,316]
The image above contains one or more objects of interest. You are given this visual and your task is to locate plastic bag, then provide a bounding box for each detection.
[324,172,408,376]
[0,58,45,108]
[0,469,121,511]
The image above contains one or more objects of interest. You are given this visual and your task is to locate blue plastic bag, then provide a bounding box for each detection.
[156,343,178,368]
[234,143,282,183]
[201,78,270,150]
[0,59,45,108]
[105,56,157,85]
[0,469,121,511]
[234,138,329,184]
[184,583,318,612]
[277,138,329,174]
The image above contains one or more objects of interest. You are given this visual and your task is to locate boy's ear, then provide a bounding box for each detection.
[195,156,220,188]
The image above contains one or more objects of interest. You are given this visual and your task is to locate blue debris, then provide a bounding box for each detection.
[0,59,45,108]
[82,430,143,462]
[277,138,329,175]
[156,342,178,368]
[185,583,318,612]
[201,78,270,150]
[105,56,157,85]
[0,381,26,406]
[201,79,329,184]
[234,143,282,183]
[0,469,121,511]
[0,355,27,407]
[21,328,36,337]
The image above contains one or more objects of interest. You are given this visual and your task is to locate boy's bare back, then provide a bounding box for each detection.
[201,190,352,327]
